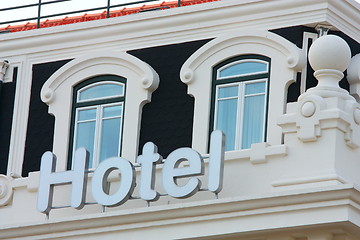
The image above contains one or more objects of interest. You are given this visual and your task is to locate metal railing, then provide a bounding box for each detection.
[0,0,182,29]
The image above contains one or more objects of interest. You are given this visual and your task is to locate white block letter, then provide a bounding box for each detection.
[208,130,225,193]
[162,148,204,198]
[136,142,162,201]
[37,148,89,214]
[92,157,135,207]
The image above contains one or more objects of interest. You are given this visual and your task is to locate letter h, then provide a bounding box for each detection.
[37,148,89,214]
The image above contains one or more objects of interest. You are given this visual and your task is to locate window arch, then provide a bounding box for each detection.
[211,55,270,151]
[41,52,159,171]
[180,30,304,156]
[69,75,126,169]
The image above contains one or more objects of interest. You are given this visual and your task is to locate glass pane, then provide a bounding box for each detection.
[218,85,238,98]
[103,105,122,118]
[78,108,96,121]
[245,81,266,95]
[79,83,124,101]
[241,95,265,149]
[75,121,96,168]
[219,61,267,78]
[99,118,121,163]
[216,98,237,151]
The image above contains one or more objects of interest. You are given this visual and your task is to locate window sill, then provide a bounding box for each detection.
[224,142,287,164]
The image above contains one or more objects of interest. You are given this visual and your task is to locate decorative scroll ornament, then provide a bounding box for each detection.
[0,60,9,82]
[0,175,13,206]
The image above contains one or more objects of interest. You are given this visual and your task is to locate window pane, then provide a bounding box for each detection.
[103,105,122,118]
[99,118,121,163]
[79,83,124,101]
[216,98,237,151]
[78,108,96,121]
[245,81,266,95]
[218,85,238,98]
[75,121,96,168]
[219,61,267,78]
[241,94,265,149]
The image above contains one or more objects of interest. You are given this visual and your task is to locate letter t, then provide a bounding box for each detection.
[136,142,162,201]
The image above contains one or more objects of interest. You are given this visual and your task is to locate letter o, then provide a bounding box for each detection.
[92,157,135,207]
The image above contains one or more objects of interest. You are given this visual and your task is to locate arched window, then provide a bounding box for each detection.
[40,52,159,172]
[69,75,126,169]
[210,56,270,151]
[181,31,303,157]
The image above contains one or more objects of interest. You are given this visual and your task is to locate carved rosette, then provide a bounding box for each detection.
[0,175,13,206]
[278,95,360,149]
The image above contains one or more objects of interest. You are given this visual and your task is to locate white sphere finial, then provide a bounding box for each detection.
[308,35,351,72]
[299,34,353,100]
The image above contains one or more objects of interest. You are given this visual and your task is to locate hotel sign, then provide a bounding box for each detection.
[37,130,225,214]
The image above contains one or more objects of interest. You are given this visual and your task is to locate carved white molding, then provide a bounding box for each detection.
[279,35,360,148]
[7,57,29,178]
[279,95,360,148]
[0,60,9,82]
[275,35,360,192]
[224,143,287,165]
[41,52,159,104]
[41,51,159,171]
[0,175,13,206]
[180,30,304,154]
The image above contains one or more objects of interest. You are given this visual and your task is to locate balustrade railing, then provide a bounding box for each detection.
[0,0,182,29]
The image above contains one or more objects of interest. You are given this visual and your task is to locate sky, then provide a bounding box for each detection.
[0,0,360,28]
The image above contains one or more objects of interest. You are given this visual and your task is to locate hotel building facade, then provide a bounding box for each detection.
[0,0,360,239]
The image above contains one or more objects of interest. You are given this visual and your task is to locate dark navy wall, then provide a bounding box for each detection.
[129,39,211,158]
[21,40,210,175]
[19,27,359,175]
[22,60,71,177]
[0,68,17,174]
[271,26,314,103]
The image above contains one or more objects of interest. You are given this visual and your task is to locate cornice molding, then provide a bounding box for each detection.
[0,0,358,59]
[0,185,359,239]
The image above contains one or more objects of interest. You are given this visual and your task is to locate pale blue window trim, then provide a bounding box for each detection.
[99,104,123,164]
[215,84,239,151]
[217,60,268,79]
[241,80,267,149]
[73,103,123,169]
[77,81,125,102]
[74,107,97,167]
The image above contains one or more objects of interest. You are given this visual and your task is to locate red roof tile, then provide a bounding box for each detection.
[0,0,219,33]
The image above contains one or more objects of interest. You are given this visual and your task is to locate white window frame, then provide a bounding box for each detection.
[73,101,124,169]
[214,78,268,151]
